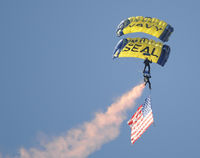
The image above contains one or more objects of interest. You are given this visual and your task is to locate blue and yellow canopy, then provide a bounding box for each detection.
[113,37,170,66]
[116,16,174,42]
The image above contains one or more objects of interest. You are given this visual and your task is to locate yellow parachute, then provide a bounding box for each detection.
[116,16,174,42]
[113,37,170,66]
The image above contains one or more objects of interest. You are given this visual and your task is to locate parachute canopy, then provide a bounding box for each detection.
[116,16,174,42]
[113,37,170,66]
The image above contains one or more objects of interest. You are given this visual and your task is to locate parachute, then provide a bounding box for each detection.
[116,16,174,42]
[114,16,174,90]
[113,37,170,67]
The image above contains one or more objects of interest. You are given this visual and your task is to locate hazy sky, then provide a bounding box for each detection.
[0,0,200,158]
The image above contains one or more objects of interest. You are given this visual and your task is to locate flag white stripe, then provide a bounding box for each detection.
[131,118,153,143]
[131,107,142,120]
[130,108,152,132]
[131,112,153,140]
[131,112,153,138]
[131,118,153,142]
[131,115,153,141]
[128,96,153,144]
[132,111,153,134]
[131,120,153,144]
[131,111,152,135]
[130,110,143,133]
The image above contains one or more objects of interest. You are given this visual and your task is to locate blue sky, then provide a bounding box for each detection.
[0,0,200,157]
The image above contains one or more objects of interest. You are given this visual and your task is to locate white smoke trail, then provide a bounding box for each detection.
[19,83,145,158]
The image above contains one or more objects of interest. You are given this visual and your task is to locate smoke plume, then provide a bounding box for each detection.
[19,83,145,158]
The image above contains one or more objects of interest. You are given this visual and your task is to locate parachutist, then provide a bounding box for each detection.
[143,71,151,90]
[143,58,152,90]
[143,58,152,74]
[145,79,151,90]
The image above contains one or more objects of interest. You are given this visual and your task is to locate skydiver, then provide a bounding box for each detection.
[143,58,152,74]
[143,71,152,90]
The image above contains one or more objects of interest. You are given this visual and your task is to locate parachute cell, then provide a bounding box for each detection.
[116,16,174,42]
[113,37,170,66]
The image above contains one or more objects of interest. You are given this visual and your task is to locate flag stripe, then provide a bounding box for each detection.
[131,113,153,140]
[130,112,143,130]
[131,120,153,143]
[127,96,153,144]
[130,106,142,119]
[129,106,142,121]
[131,111,152,135]
[131,112,153,139]
[128,106,142,126]
[131,121,153,144]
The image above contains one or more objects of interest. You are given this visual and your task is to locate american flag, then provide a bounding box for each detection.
[127,96,154,144]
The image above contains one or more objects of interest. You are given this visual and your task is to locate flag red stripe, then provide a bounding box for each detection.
[131,114,153,143]
[131,121,153,144]
[128,99,153,144]
[131,115,153,141]
[131,111,152,135]
[128,106,142,124]
[129,109,143,127]
[131,112,153,138]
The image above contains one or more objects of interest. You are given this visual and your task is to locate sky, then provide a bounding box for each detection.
[0,0,200,157]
